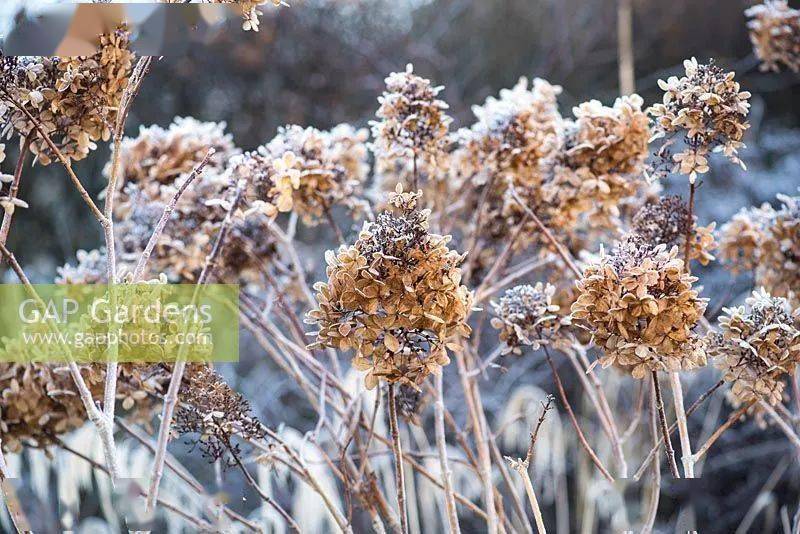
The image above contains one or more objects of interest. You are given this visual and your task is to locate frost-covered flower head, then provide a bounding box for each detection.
[307,185,472,389]
[371,64,452,172]
[571,235,708,378]
[491,283,567,354]
[649,58,751,182]
[709,289,800,407]
[0,27,135,165]
[746,1,800,73]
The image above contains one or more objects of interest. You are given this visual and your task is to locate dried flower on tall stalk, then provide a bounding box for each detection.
[719,193,800,305]
[0,27,134,164]
[630,195,717,266]
[490,283,568,354]
[572,236,708,379]
[371,64,453,189]
[174,366,266,464]
[708,289,800,408]
[649,58,751,182]
[307,185,471,390]
[746,1,800,73]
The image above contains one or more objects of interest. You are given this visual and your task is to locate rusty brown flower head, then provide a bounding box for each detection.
[649,58,751,182]
[307,185,472,389]
[746,1,800,73]
[571,235,708,378]
[490,283,567,354]
[709,289,800,408]
[0,27,134,165]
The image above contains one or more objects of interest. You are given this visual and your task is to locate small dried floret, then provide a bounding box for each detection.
[630,196,716,265]
[490,283,567,354]
[175,366,266,464]
[746,1,800,73]
[571,235,708,378]
[709,289,800,407]
[0,27,135,165]
[370,64,452,176]
[395,383,429,426]
[650,58,751,182]
[307,185,472,389]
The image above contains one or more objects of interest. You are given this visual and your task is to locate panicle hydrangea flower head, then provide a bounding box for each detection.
[719,193,800,305]
[746,1,800,73]
[490,283,568,354]
[571,235,708,378]
[0,27,135,165]
[370,64,452,174]
[306,185,472,389]
[543,94,650,229]
[234,123,369,224]
[709,289,800,408]
[649,58,751,182]
[630,195,717,265]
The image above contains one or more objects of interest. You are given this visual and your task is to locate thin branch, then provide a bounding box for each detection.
[691,402,752,463]
[669,371,694,477]
[387,384,409,534]
[434,372,461,534]
[651,371,680,478]
[0,135,31,247]
[761,401,800,452]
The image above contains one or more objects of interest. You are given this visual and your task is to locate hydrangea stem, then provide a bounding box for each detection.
[387,384,409,534]
[651,371,680,478]
[669,371,695,477]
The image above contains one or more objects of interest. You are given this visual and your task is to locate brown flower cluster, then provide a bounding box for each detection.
[174,366,266,464]
[650,58,751,182]
[0,362,167,452]
[161,0,282,32]
[630,195,717,265]
[544,95,650,229]
[0,27,134,165]
[719,193,800,305]
[307,186,472,389]
[109,116,239,197]
[571,236,708,378]
[371,64,452,182]
[490,283,567,354]
[708,289,800,407]
[746,1,800,73]
[238,123,369,224]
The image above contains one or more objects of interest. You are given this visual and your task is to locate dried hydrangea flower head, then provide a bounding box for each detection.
[56,248,108,284]
[490,283,568,354]
[0,27,134,165]
[0,359,167,452]
[370,64,452,182]
[395,383,430,426]
[746,1,800,73]
[630,195,716,265]
[544,94,650,228]
[307,185,472,389]
[649,58,751,182]
[709,289,800,408]
[174,366,266,463]
[571,235,708,378]
[110,117,238,199]
[233,124,368,224]
[719,193,800,305]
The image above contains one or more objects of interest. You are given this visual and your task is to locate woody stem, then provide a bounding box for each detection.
[387,384,409,534]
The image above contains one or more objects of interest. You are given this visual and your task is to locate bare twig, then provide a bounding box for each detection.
[669,371,694,477]
[434,372,461,534]
[761,401,800,452]
[387,384,409,534]
[0,136,31,247]
[617,0,635,95]
[691,402,752,463]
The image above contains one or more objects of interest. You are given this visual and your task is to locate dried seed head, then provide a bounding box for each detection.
[631,195,716,265]
[174,366,266,464]
[746,1,800,73]
[0,27,135,165]
[709,289,800,407]
[56,248,108,285]
[650,58,751,182]
[307,185,472,389]
[571,235,708,378]
[490,283,567,354]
